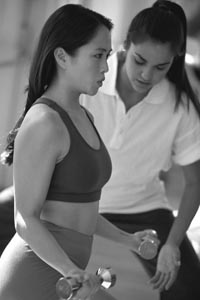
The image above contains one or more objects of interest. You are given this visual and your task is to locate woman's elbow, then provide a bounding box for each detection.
[14,212,28,238]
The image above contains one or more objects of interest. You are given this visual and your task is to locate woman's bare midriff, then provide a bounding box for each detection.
[40,200,99,236]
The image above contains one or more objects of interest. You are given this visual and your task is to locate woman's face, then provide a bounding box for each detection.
[124,39,175,94]
[66,25,112,96]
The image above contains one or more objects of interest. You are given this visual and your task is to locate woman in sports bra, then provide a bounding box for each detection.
[0,4,158,300]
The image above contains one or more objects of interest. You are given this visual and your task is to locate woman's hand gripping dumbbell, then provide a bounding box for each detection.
[56,267,116,299]
[132,229,160,260]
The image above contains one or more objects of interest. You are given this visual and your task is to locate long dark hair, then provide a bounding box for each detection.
[124,0,200,115]
[1,4,113,165]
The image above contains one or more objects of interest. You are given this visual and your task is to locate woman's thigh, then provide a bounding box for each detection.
[0,234,60,300]
[0,224,93,300]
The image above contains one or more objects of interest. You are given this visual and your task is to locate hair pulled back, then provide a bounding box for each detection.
[1,4,113,165]
[124,0,200,115]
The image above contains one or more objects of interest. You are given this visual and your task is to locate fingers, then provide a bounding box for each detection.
[156,273,170,291]
[149,265,180,291]
[75,274,100,300]
[139,229,160,247]
[132,229,160,256]
[165,269,178,290]
[135,229,157,240]
[150,271,171,291]
[65,269,100,300]
[84,274,101,295]
[149,243,182,291]
[144,229,158,237]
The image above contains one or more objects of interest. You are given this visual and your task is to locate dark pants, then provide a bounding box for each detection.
[102,209,200,300]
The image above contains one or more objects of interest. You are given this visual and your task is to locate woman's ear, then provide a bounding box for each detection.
[54,47,67,69]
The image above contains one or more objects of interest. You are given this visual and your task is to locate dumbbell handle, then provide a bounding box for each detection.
[56,267,116,300]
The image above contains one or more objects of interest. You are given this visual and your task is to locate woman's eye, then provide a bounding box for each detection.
[156,66,166,71]
[135,59,144,65]
[94,54,103,59]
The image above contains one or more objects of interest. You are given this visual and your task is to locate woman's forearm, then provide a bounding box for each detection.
[15,213,78,276]
[166,182,200,246]
[95,214,140,250]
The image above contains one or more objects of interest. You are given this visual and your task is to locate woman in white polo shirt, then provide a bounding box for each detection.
[81,0,200,299]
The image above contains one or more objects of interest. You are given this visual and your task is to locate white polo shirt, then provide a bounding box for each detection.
[80,52,200,214]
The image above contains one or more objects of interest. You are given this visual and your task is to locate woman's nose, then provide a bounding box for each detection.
[141,67,152,81]
[101,59,109,73]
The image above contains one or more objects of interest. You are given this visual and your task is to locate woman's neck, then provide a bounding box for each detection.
[42,86,81,113]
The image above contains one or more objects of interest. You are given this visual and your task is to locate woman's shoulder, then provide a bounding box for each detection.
[16,104,68,151]
[27,103,65,133]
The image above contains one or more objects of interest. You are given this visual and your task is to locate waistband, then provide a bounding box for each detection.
[41,219,93,239]
[46,190,101,203]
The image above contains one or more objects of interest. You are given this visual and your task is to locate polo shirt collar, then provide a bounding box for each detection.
[100,51,171,105]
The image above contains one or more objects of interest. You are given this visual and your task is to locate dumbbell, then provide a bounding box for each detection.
[56,267,116,300]
[136,229,159,260]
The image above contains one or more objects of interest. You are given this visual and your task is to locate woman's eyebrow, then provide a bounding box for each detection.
[95,47,113,53]
[135,52,146,62]
[135,52,171,66]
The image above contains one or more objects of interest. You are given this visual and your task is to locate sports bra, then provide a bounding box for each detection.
[34,98,112,203]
